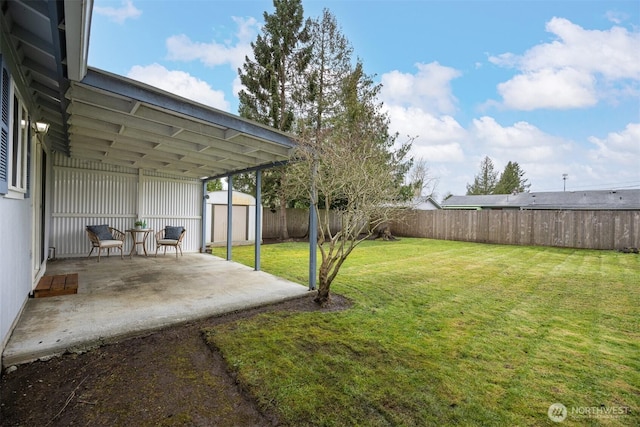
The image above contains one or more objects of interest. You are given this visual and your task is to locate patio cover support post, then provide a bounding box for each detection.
[309,159,318,290]
[254,169,262,271]
[201,180,208,253]
[226,175,233,261]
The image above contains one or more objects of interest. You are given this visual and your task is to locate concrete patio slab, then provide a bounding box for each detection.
[2,253,309,367]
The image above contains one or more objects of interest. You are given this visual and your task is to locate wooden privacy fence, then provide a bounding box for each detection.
[263,208,639,250]
[263,208,342,239]
[388,209,639,250]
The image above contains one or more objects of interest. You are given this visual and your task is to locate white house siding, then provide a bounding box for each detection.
[0,197,33,352]
[51,154,202,257]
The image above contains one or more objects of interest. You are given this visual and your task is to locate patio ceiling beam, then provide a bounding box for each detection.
[71,146,208,177]
[9,23,54,62]
[205,160,290,181]
[68,115,123,134]
[131,104,226,135]
[70,138,232,177]
[66,83,139,114]
[131,105,294,157]
[21,57,59,87]
[80,68,296,149]
[69,132,239,178]
[31,79,61,103]
[69,101,178,137]
[175,128,290,157]
[120,127,279,166]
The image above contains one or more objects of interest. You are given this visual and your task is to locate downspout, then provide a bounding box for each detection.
[254,169,262,271]
[201,180,208,253]
[226,175,233,261]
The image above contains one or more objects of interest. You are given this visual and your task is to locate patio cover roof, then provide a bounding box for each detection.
[66,69,296,179]
[1,0,295,179]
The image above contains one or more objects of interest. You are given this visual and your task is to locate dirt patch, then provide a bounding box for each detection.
[0,294,351,426]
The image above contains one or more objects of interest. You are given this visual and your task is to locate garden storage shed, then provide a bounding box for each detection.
[206,191,261,245]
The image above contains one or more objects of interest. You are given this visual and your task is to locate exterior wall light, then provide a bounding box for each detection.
[35,121,50,134]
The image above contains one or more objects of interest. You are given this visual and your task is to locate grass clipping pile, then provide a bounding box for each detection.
[1,295,351,426]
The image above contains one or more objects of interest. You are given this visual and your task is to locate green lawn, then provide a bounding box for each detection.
[208,239,639,426]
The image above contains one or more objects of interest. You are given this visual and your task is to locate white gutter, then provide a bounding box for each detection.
[64,0,93,81]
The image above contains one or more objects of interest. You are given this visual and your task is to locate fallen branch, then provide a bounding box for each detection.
[46,375,89,426]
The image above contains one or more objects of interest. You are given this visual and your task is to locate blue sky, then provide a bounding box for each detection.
[88,0,640,197]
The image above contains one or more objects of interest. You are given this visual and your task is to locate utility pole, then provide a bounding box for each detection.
[562,174,568,192]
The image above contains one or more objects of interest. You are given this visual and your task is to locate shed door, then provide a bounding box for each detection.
[232,206,247,241]
[212,205,248,242]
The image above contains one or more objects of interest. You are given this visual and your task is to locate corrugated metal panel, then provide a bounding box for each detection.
[52,159,138,256]
[52,155,202,257]
[54,153,138,175]
[53,167,137,216]
[141,176,200,219]
[141,176,201,254]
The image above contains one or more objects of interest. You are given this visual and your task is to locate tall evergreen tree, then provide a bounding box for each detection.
[238,0,311,130]
[466,156,498,195]
[297,8,353,133]
[237,0,312,239]
[494,161,531,194]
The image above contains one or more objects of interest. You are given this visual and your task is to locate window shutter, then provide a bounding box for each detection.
[0,55,10,194]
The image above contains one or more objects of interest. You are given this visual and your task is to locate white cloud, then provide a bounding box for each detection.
[127,63,230,111]
[588,122,640,166]
[489,17,640,110]
[94,0,141,24]
[497,68,597,110]
[471,116,571,161]
[379,64,466,166]
[380,62,461,115]
[165,16,259,71]
[424,117,639,195]
[383,105,466,162]
[464,116,594,192]
[605,11,628,25]
[566,123,640,188]
[411,143,465,163]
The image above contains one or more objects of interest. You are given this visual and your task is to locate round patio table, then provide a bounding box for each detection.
[126,228,154,256]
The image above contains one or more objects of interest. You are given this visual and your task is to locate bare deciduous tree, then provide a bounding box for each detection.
[289,64,412,306]
[408,157,439,199]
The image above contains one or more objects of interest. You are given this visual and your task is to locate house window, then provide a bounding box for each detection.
[0,56,31,199]
[9,90,29,193]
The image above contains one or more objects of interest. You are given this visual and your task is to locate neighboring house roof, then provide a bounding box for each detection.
[441,190,640,210]
[1,0,295,179]
[413,196,442,210]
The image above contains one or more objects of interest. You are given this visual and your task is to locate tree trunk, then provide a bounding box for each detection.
[314,284,331,306]
[376,226,397,241]
[314,265,331,306]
